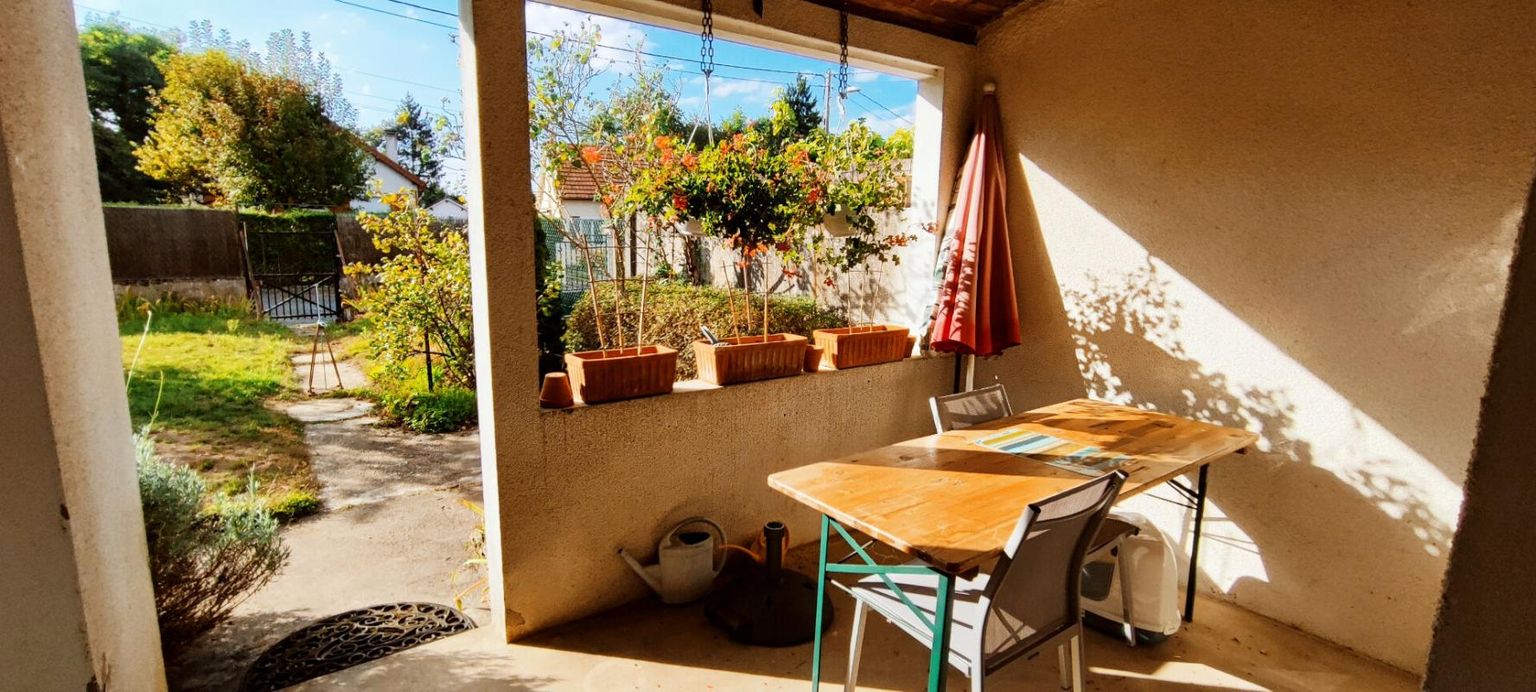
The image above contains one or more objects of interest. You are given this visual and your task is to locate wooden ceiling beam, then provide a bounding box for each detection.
[799,0,985,44]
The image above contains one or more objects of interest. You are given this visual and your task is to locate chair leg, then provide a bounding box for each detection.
[1117,541,1137,647]
[845,600,868,691]
[1056,644,1071,690]
[1069,630,1086,692]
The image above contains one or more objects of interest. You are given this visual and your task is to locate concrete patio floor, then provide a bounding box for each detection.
[299,581,1415,691]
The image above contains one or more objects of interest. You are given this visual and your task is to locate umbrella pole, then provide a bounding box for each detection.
[951,353,977,393]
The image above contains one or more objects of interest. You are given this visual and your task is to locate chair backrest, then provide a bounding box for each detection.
[975,471,1126,672]
[930,384,1012,433]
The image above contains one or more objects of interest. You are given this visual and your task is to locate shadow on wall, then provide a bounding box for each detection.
[1064,260,1454,654]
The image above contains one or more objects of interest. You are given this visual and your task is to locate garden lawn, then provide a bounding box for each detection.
[121,313,319,520]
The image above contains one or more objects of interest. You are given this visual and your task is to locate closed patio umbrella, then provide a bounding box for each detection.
[925,83,1021,390]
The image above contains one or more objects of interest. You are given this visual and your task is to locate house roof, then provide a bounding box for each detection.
[555,155,621,202]
[360,140,427,192]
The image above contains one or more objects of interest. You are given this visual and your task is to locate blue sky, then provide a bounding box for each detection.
[72,0,918,136]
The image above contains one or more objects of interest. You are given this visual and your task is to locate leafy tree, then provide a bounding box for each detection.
[776,76,822,141]
[366,94,447,205]
[173,22,357,127]
[135,50,370,209]
[346,192,475,388]
[79,23,175,201]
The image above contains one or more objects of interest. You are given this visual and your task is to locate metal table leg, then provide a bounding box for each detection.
[811,516,955,691]
[1183,464,1209,622]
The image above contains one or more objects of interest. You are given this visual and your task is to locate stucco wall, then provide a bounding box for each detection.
[977,0,1536,673]
[1424,161,1536,690]
[464,0,983,639]
[0,1,165,688]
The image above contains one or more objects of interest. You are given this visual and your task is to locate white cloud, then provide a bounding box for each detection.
[850,70,887,84]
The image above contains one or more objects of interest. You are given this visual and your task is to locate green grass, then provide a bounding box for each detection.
[122,306,319,520]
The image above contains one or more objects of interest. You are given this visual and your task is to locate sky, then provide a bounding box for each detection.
[71,0,919,137]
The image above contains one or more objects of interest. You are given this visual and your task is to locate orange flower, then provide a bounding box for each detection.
[806,187,822,205]
[580,146,601,165]
[654,135,673,151]
[682,153,698,169]
[823,277,836,287]
[672,192,688,213]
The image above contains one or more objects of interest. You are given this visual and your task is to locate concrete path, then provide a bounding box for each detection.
[168,394,486,690]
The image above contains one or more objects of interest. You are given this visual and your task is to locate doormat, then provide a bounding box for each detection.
[241,602,476,691]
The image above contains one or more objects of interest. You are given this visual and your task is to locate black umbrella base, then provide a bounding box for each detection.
[705,569,834,647]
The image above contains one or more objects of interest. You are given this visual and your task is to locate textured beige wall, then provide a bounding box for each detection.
[465,0,984,640]
[977,0,1536,673]
[0,1,165,689]
[1424,164,1536,690]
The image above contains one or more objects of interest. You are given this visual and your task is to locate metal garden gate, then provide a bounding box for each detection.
[243,223,345,324]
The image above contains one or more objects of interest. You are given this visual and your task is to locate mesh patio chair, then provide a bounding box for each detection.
[844,471,1128,691]
[929,386,1141,647]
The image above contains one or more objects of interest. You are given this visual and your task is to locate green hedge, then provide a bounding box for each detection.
[564,282,848,380]
[238,208,340,234]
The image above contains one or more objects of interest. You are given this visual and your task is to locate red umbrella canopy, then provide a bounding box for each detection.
[927,91,1021,357]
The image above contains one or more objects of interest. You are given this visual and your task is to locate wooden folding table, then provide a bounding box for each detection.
[768,398,1257,691]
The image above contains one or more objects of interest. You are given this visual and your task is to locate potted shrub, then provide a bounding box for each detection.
[632,132,823,385]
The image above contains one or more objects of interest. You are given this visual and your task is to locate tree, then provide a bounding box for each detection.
[79,23,175,201]
[367,94,447,205]
[778,76,822,140]
[173,22,357,127]
[136,50,370,209]
[346,192,476,388]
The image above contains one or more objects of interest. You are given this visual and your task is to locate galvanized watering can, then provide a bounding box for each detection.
[618,517,726,605]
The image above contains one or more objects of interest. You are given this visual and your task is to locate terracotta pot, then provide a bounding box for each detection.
[564,344,677,404]
[539,372,575,409]
[904,335,917,358]
[804,345,824,373]
[694,333,809,385]
[814,324,911,370]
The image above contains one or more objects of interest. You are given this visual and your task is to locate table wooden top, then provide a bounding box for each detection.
[768,398,1258,576]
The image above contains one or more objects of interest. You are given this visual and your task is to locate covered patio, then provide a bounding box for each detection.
[4,0,1536,690]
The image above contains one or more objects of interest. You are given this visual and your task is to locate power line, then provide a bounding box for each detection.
[338,66,461,95]
[330,0,456,31]
[380,0,457,18]
[853,90,913,125]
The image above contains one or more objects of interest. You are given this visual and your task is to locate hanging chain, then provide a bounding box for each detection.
[699,0,716,76]
[837,2,850,98]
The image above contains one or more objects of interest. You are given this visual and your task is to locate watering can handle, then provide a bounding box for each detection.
[666,516,727,571]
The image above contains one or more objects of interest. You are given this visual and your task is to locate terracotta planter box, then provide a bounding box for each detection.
[814,324,911,370]
[694,333,809,385]
[564,344,677,404]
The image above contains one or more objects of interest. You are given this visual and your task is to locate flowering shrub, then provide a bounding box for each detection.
[346,191,475,389]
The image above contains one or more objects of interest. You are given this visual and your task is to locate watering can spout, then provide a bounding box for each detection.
[617,548,663,594]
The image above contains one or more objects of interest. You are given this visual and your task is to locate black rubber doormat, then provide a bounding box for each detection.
[240,602,476,691]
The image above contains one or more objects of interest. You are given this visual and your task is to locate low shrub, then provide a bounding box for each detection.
[375,387,477,433]
[264,489,323,522]
[564,282,848,380]
[136,430,287,658]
